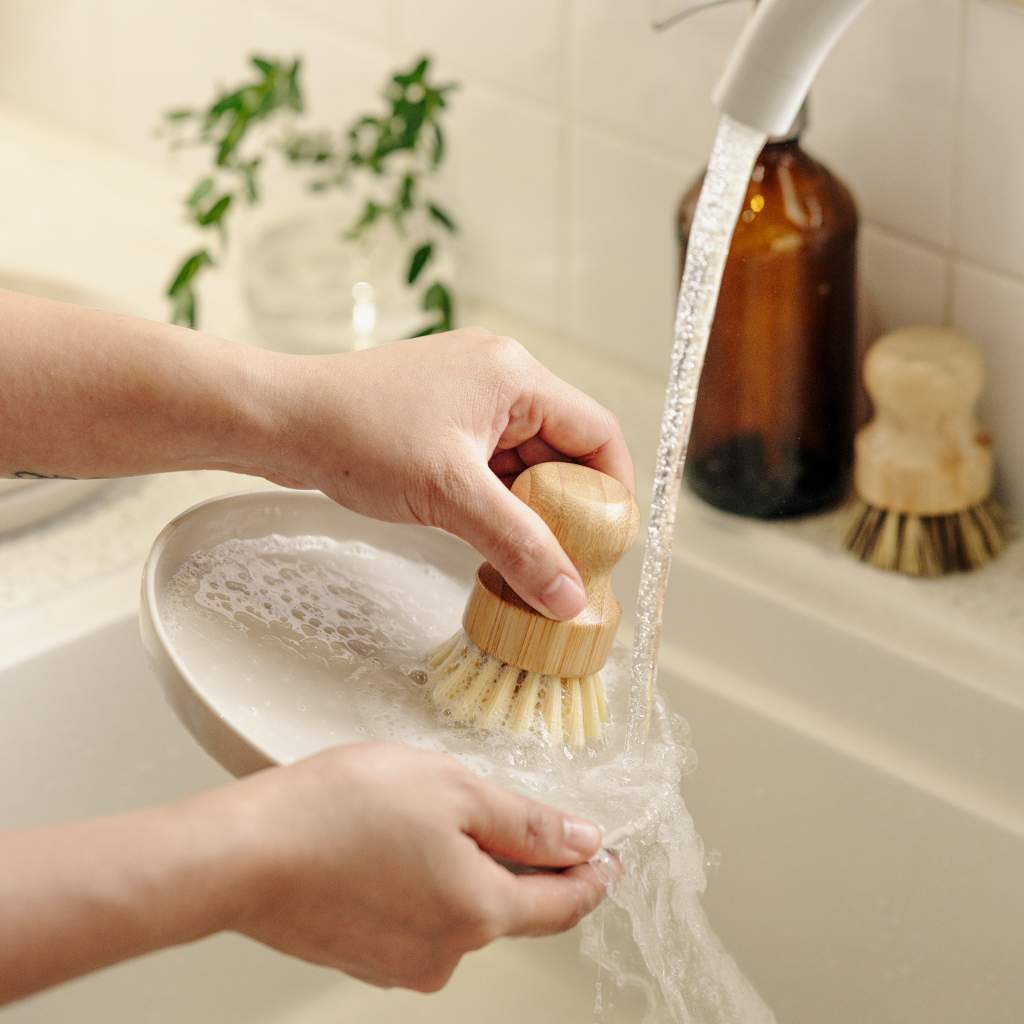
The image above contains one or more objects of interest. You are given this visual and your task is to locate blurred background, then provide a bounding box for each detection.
[1,2,1020,500]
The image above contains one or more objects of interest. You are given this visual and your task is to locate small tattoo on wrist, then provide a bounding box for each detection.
[10,471,79,480]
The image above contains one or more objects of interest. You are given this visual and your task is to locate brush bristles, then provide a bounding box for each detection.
[843,498,1010,577]
[424,632,609,749]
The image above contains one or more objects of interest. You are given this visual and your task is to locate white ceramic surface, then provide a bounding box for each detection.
[140,490,479,777]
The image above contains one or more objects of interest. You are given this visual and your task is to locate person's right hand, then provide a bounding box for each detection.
[185,743,616,992]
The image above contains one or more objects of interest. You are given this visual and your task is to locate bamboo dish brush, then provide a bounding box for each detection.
[425,462,638,749]
[843,326,1009,576]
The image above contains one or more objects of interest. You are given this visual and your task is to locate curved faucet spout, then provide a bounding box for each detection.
[714,0,872,135]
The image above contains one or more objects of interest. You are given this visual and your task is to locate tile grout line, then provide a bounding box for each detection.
[943,0,973,324]
[864,220,1024,294]
[554,0,575,336]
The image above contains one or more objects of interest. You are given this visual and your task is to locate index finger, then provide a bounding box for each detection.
[537,377,635,494]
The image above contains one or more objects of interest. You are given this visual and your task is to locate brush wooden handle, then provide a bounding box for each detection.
[855,326,994,515]
[463,463,639,678]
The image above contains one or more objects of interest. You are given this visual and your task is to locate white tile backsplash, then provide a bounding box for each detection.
[443,84,562,325]
[99,0,260,162]
[569,0,745,163]
[567,126,696,375]
[0,0,110,139]
[955,0,1024,280]
[397,0,563,105]
[248,2,398,127]
[951,261,1024,509]
[806,83,957,249]
[2,0,1024,508]
[816,0,962,109]
[274,0,398,44]
[859,227,950,346]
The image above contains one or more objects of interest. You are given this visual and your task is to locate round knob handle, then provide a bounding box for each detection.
[463,462,639,678]
[864,326,984,433]
[856,326,993,514]
[511,462,638,587]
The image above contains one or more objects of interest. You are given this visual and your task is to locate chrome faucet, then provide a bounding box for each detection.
[655,0,872,136]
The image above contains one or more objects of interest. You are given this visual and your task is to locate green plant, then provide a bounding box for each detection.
[162,54,458,336]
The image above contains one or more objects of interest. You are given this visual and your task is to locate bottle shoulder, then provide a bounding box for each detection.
[678,141,858,252]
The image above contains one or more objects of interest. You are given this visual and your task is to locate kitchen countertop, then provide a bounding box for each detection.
[1,105,1021,702]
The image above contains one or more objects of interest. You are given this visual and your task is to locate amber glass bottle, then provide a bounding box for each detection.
[677,107,858,518]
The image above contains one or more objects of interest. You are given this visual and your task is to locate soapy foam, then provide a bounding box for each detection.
[164,535,685,829]
[165,530,772,1022]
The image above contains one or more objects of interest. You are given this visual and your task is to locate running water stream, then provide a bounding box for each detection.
[578,114,774,1023]
[628,115,767,751]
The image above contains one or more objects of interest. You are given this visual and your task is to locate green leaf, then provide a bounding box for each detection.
[414,321,445,336]
[422,280,452,320]
[407,243,434,285]
[208,88,245,119]
[427,202,456,232]
[216,110,249,166]
[243,167,260,203]
[345,200,381,239]
[286,58,304,111]
[392,55,431,88]
[251,55,276,75]
[171,287,197,328]
[166,249,213,297]
[398,174,415,211]
[430,123,445,166]
[196,193,233,227]
[165,107,193,122]
[186,176,215,208]
[415,279,455,336]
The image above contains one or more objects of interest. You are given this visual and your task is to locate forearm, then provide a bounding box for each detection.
[0,289,285,481]
[0,798,246,1005]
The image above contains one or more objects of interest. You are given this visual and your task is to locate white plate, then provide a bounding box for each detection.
[0,478,109,537]
[140,490,478,777]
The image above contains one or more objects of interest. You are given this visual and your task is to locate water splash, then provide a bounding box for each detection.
[628,115,766,750]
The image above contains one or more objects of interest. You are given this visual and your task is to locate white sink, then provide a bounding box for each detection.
[1,544,1022,1023]
[0,612,602,1023]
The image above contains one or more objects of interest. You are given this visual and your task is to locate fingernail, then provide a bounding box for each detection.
[588,848,623,890]
[539,574,586,620]
[564,816,602,855]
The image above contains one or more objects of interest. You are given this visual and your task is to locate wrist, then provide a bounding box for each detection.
[160,787,271,939]
[183,336,288,481]
[244,349,356,492]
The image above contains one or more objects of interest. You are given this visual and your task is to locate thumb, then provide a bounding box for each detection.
[464,779,602,868]
[446,471,586,621]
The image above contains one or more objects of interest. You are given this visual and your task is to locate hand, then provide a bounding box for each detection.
[264,329,634,621]
[0,294,632,620]
[196,743,614,992]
